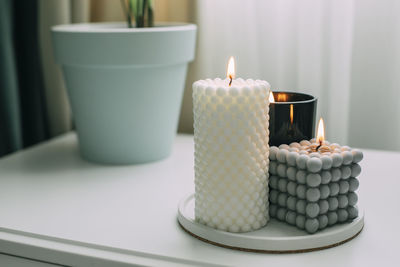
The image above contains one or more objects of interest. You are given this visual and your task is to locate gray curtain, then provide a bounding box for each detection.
[0,0,49,156]
[0,0,21,155]
[39,0,89,138]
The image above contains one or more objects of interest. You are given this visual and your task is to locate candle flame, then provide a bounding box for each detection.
[269,91,275,103]
[290,104,294,124]
[226,56,235,86]
[316,118,325,144]
[277,93,288,102]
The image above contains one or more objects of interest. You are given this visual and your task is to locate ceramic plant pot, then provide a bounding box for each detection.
[52,22,197,164]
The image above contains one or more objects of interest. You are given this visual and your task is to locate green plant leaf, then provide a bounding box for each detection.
[120,0,133,28]
[122,0,154,28]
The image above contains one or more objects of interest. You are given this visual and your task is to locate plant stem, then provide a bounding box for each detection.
[143,0,147,21]
[120,0,132,28]
[136,0,142,27]
[148,6,154,27]
[123,0,154,28]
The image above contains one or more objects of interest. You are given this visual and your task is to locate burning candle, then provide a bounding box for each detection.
[268,118,363,234]
[269,91,317,147]
[192,57,270,232]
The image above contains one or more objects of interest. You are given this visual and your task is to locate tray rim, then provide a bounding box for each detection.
[178,193,364,253]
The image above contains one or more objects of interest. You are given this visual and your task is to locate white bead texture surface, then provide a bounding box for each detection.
[269,141,363,234]
[193,78,270,232]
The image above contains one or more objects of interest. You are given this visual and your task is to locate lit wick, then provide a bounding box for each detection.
[288,104,295,135]
[316,118,325,151]
[316,142,322,151]
[227,56,235,87]
[290,104,294,124]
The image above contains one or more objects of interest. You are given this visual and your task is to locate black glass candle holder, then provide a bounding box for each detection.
[269,91,317,146]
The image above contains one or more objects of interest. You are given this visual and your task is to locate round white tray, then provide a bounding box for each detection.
[178,194,364,253]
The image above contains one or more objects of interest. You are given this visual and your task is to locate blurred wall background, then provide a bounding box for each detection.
[1,0,399,157]
[185,0,400,151]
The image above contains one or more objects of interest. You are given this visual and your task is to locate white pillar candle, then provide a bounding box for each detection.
[193,59,271,232]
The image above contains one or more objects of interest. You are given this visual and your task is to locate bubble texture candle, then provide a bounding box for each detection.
[193,78,271,232]
[268,140,363,234]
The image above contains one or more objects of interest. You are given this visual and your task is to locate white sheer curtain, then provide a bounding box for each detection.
[181,0,400,151]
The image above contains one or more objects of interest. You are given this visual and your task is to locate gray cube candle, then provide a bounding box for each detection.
[268,119,363,234]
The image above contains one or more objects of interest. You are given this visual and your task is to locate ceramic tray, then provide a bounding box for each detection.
[177,194,364,253]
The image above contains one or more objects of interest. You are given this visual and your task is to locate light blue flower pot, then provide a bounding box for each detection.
[52,22,197,164]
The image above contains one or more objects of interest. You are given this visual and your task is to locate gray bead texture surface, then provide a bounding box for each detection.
[268,145,362,234]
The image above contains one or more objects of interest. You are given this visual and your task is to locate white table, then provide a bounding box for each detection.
[0,133,399,267]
